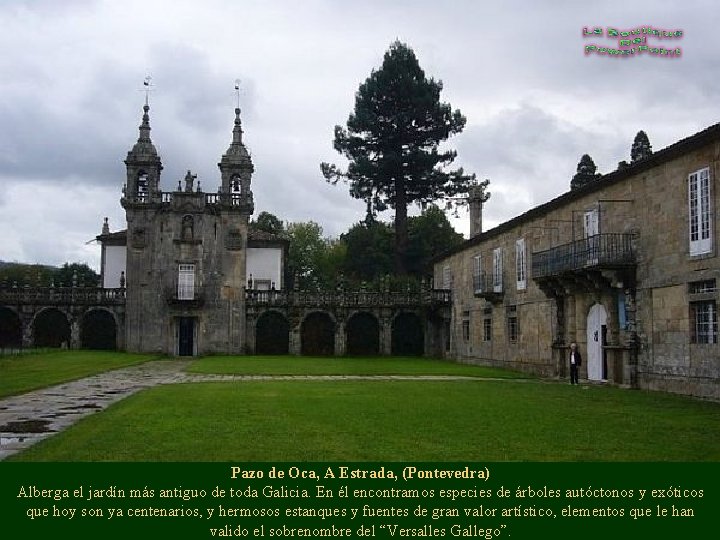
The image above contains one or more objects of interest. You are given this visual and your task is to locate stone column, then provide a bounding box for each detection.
[334,320,346,356]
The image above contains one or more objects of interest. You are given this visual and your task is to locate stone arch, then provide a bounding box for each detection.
[81,308,117,350]
[256,310,290,355]
[32,308,71,348]
[0,306,22,349]
[346,311,380,356]
[301,311,335,356]
[392,311,424,356]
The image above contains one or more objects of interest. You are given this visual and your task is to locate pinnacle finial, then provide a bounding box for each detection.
[143,76,153,107]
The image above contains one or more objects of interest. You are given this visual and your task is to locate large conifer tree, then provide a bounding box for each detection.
[321,41,473,274]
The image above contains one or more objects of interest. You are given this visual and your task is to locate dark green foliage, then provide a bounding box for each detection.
[0,262,98,287]
[251,211,284,236]
[406,205,463,276]
[322,41,474,274]
[631,130,652,162]
[284,221,343,289]
[54,263,99,287]
[570,154,601,190]
[340,221,395,282]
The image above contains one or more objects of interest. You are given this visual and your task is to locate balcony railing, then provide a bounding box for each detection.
[0,286,126,305]
[532,233,635,279]
[246,288,451,308]
[472,272,503,300]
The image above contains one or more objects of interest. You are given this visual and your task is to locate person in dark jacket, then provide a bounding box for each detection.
[569,342,582,385]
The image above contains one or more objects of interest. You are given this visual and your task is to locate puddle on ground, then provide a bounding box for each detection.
[1,435,27,444]
[0,419,52,433]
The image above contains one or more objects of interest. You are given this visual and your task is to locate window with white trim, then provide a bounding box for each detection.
[493,248,503,293]
[177,264,195,300]
[691,301,717,344]
[689,167,712,256]
[472,254,482,293]
[516,238,527,290]
[442,266,452,290]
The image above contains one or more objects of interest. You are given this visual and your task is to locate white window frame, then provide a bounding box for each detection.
[691,300,717,344]
[442,265,452,290]
[516,238,527,290]
[472,254,482,294]
[177,264,195,300]
[493,247,503,293]
[689,167,712,256]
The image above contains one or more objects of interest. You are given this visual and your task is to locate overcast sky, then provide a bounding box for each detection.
[0,0,716,271]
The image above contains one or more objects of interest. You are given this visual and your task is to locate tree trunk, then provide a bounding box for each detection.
[394,177,408,275]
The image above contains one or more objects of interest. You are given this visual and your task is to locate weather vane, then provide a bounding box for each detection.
[143,76,153,106]
[234,78,241,109]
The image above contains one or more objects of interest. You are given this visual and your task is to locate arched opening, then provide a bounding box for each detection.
[346,312,380,356]
[33,308,71,348]
[81,309,117,350]
[256,311,289,355]
[0,307,22,349]
[392,312,424,356]
[301,312,335,356]
[136,171,149,201]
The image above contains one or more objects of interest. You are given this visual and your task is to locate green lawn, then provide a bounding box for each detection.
[0,350,158,398]
[188,355,529,378]
[10,379,720,461]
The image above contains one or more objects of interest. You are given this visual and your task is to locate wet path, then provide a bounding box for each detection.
[0,361,523,460]
[0,360,191,460]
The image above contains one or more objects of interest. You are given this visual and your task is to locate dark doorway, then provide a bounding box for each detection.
[301,312,335,356]
[0,307,22,349]
[256,311,290,354]
[178,317,195,356]
[81,310,117,350]
[33,309,71,348]
[392,312,424,356]
[346,312,380,355]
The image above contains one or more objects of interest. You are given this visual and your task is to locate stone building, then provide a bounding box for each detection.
[87,102,449,357]
[434,124,720,400]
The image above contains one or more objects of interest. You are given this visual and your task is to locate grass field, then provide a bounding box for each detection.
[9,377,720,461]
[188,355,529,378]
[0,350,158,398]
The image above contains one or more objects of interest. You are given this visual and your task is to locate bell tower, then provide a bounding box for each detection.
[122,104,162,204]
[218,107,254,214]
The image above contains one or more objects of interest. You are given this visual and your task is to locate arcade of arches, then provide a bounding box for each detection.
[250,309,431,357]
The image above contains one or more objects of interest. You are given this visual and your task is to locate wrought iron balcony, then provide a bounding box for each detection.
[472,272,503,302]
[532,233,635,280]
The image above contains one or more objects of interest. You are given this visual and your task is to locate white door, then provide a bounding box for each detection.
[586,303,607,381]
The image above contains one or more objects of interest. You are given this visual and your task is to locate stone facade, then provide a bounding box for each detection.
[435,124,720,400]
[120,106,254,356]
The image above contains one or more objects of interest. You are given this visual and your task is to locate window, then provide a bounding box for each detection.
[617,292,629,331]
[472,255,482,293]
[507,305,519,343]
[516,238,527,290]
[691,301,717,344]
[689,279,716,294]
[689,167,712,256]
[483,317,492,342]
[462,318,470,342]
[177,264,195,300]
[493,248,503,293]
[442,266,452,290]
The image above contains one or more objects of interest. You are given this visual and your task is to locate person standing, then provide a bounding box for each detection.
[569,342,582,384]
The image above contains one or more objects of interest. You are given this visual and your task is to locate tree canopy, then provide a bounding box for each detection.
[321,41,474,274]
